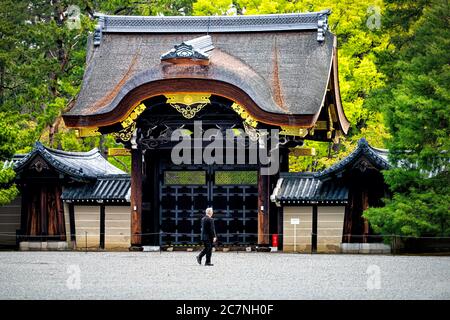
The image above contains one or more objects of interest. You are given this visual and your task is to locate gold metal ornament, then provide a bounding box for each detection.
[108,148,131,156]
[75,127,101,137]
[230,103,258,128]
[279,126,309,137]
[165,93,211,119]
[121,103,147,128]
[112,122,136,142]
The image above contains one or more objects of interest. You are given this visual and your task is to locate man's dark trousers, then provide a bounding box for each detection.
[198,240,213,264]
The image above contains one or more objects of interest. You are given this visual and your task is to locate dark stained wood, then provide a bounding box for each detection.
[258,173,269,245]
[362,189,369,243]
[130,148,143,246]
[68,203,76,243]
[330,42,350,134]
[63,79,318,128]
[312,204,318,253]
[277,206,283,250]
[40,186,47,236]
[55,186,66,239]
[100,205,105,249]
[342,205,352,243]
[23,183,66,241]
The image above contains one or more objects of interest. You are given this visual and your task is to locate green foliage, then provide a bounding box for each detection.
[0,0,447,239]
[193,0,234,15]
[0,111,19,205]
[98,0,194,15]
[364,179,450,237]
[0,0,159,198]
[192,0,390,171]
[0,167,18,206]
[363,0,450,238]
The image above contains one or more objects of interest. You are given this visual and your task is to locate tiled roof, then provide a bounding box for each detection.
[62,175,130,203]
[271,138,389,205]
[318,138,390,180]
[97,11,330,33]
[14,142,125,180]
[271,173,348,204]
[2,154,26,169]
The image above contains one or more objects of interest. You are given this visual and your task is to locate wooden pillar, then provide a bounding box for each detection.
[277,206,283,250]
[342,204,352,243]
[68,203,76,243]
[276,147,289,250]
[257,173,269,245]
[130,148,143,247]
[312,204,318,253]
[40,186,47,241]
[99,205,105,249]
[362,189,369,243]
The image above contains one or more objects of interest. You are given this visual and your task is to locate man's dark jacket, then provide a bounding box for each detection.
[201,215,216,241]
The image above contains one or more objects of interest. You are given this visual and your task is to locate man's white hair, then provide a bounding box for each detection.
[205,207,213,215]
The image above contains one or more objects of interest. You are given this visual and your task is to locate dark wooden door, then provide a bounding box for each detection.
[158,160,258,246]
[24,183,66,241]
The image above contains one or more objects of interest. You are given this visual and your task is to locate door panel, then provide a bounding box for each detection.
[158,161,258,245]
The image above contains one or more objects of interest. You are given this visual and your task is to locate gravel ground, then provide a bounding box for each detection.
[0,251,449,300]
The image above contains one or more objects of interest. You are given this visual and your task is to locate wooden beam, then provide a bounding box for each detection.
[62,79,319,128]
[130,149,143,247]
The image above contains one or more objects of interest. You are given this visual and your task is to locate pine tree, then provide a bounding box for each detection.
[364,0,450,237]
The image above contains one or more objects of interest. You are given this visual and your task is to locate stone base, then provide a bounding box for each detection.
[142,246,160,252]
[129,245,144,251]
[19,241,68,251]
[317,244,341,253]
[341,243,391,254]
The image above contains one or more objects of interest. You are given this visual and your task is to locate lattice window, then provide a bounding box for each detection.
[164,171,206,185]
[215,171,258,185]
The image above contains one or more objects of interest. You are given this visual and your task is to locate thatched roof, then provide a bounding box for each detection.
[63,12,349,132]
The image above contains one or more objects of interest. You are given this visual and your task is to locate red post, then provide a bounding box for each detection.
[272,234,278,248]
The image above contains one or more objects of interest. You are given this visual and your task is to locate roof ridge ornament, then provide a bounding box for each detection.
[161,35,214,65]
[93,14,105,46]
[317,10,330,42]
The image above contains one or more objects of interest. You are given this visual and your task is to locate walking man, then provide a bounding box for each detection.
[197,207,217,266]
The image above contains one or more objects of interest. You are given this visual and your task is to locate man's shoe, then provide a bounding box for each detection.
[196,255,202,265]
[205,263,214,266]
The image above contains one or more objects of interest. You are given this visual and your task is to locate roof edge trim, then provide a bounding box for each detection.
[94,11,331,34]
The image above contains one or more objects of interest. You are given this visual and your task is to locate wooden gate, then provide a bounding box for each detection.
[158,161,258,245]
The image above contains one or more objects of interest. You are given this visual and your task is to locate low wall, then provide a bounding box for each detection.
[74,205,100,249]
[19,241,68,251]
[73,205,130,250]
[105,206,131,250]
[0,197,21,247]
[283,206,312,252]
[317,206,345,253]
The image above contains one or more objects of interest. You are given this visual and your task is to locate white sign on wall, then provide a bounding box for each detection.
[290,218,300,225]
